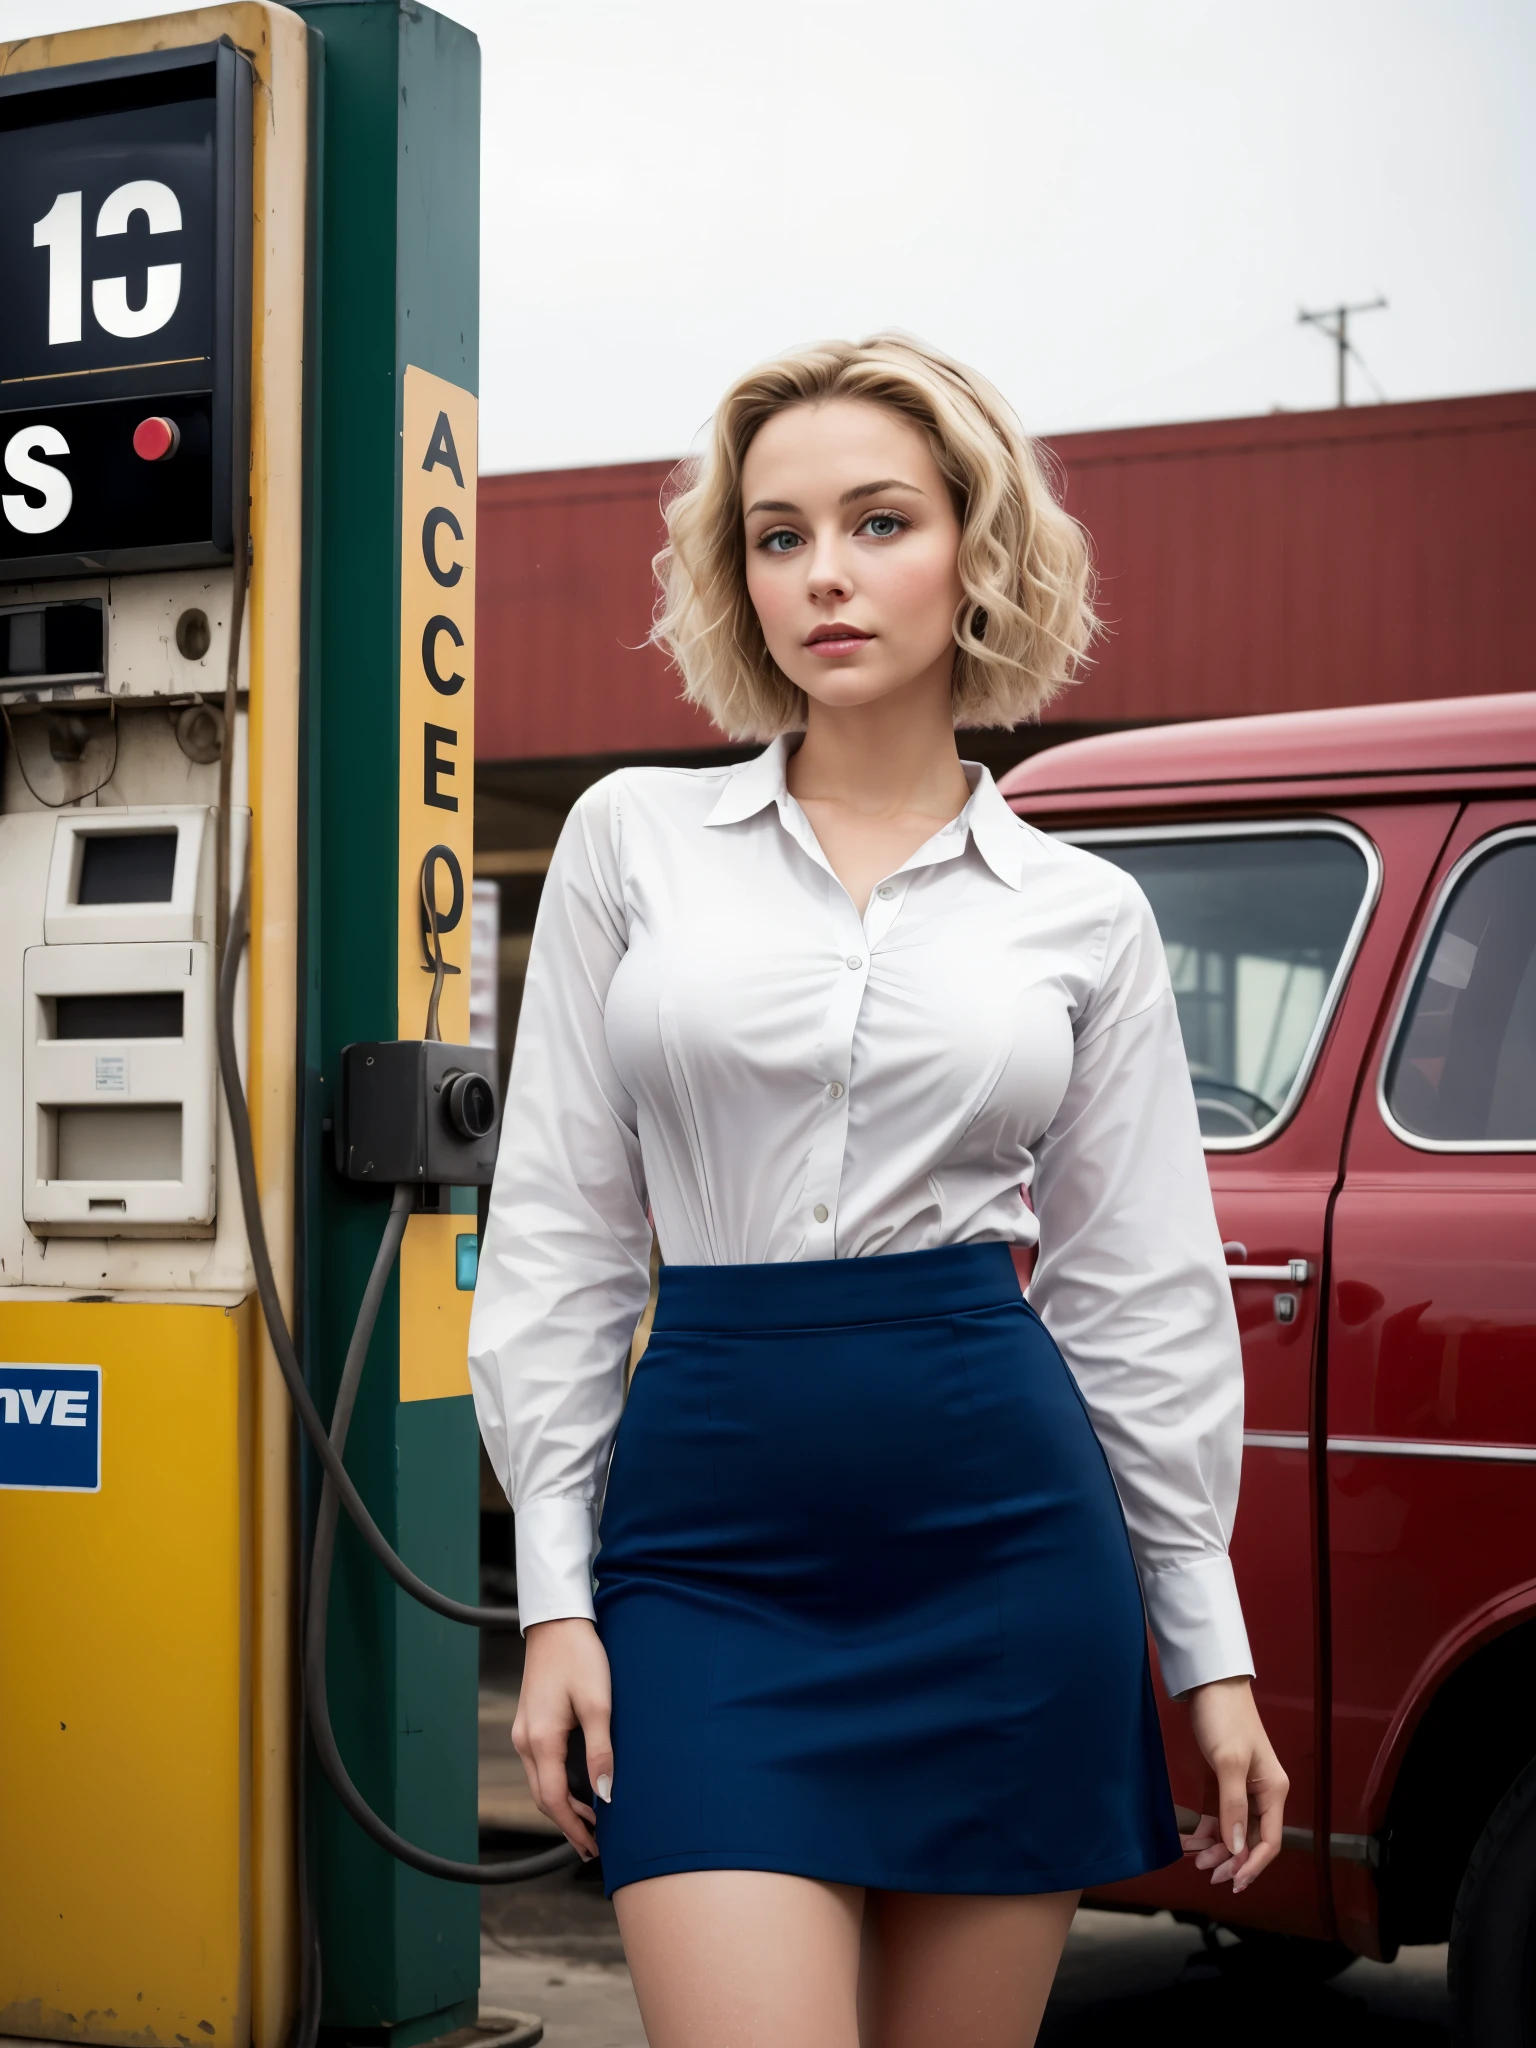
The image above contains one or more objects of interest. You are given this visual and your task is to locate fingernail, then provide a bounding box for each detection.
[1232,1824,1245,1853]
[596,1773,612,1803]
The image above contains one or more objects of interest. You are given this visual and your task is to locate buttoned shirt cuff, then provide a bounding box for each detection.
[1142,1552,1256,1699]
[513,1496,598,1631]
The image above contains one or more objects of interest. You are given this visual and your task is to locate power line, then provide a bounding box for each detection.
[1298,298,1388,407]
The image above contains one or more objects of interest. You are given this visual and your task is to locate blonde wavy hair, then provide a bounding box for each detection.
[651,333,1098,740]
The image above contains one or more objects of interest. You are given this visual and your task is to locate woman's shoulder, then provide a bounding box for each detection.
[569,759,742,834]
[545,762,743,913]
[1008,811,1147,920]
[1003,815,1166,1019]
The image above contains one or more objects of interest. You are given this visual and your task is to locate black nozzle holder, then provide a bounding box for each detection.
[336,1039,500,1186]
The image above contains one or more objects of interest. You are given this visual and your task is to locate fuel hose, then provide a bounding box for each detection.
[216,848,579,1890]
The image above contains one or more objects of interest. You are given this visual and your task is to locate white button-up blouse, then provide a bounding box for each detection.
[468,737,1254,1698]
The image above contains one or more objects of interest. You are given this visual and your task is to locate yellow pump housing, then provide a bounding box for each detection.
[0,10,311,2045]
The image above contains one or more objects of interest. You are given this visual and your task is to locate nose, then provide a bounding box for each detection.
[804,527,852,604]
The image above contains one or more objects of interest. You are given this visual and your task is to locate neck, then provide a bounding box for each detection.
[788,667,970,821]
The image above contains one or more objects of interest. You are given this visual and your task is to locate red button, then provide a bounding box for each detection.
[132,416,180,462]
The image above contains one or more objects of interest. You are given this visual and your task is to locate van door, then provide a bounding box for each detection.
[1074,805,1456,1937]
[1327,799,1536,1959]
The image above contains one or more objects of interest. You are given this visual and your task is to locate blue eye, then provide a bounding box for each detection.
[759,529,802,553]
[862,512,905,539]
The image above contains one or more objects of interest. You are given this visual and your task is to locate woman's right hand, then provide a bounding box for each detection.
[511,1617,614,1859]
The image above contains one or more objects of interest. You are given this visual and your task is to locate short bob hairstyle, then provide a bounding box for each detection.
[652,333,1098,741]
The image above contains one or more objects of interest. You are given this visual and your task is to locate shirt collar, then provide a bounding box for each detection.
[702,734,795,827]
[957,756,1028,890]
[703,735,1026,891]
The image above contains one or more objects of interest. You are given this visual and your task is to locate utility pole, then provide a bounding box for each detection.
[1298,297,1388,406]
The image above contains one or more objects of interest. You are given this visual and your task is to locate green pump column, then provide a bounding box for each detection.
[295,4,484,2034]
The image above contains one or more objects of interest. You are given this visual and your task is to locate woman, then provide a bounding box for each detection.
[468,334,1287,2047]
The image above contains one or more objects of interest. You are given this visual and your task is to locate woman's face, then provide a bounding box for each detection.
[741,398,965,714]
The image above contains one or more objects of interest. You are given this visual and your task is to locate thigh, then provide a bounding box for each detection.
[860,1889,1080,2048]
[614,1868,865,2048]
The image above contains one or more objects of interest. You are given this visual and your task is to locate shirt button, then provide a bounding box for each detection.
[827,1081,844,1100]
[846,955,863,970]
[876,884,894,901]
[813,1203,829,1223]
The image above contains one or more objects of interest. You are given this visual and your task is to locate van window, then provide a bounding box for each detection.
[1079,829,1374,1145]
[1384,834,1536,1147]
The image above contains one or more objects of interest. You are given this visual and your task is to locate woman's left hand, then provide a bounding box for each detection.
[1180,1675,1289,1894]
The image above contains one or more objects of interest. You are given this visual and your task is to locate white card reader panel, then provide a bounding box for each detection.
[24,941,217,1235]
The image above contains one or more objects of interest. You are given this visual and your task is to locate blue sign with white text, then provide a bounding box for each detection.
[0,1364,101,1492]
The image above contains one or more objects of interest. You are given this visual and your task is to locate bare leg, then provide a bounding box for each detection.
[615,1869,865,2048]
[860,1889,1079,2048]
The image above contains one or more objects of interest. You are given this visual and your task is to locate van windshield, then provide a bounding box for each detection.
[1079,830,1373,1144]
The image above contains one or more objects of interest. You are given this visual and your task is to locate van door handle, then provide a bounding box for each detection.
[1225,1255,1312,1284]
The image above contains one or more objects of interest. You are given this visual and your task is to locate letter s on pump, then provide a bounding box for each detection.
[3,424,72,534]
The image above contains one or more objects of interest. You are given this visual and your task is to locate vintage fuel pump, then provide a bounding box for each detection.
[0,11,557,2048]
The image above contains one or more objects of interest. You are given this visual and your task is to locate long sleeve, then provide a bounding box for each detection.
[467,778,653,1628]
[1028,872,1254,1698]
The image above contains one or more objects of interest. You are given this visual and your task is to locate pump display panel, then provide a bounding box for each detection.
[0,41,250,580]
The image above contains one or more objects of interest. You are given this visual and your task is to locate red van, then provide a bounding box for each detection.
[1000,693,1536,2043]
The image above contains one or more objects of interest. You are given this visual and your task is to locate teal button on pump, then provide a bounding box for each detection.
[455,1232,479,1291]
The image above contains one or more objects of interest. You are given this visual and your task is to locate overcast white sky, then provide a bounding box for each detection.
[4,0,1532,472]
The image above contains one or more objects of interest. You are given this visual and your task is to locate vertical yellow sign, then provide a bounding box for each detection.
[398,367,478,1402]
[399,365,477,1045]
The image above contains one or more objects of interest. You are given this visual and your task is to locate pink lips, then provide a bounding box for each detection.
[806,625,873,658]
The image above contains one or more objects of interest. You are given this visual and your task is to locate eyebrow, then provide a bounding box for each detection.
[840,477,924,506]
[743,478,927,517]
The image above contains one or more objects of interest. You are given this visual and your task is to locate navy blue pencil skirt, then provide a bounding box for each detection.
[592,1243,1181,1897]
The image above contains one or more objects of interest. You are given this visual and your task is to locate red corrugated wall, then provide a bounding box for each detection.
[476,459,703,759]
[475,391,1536,763]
